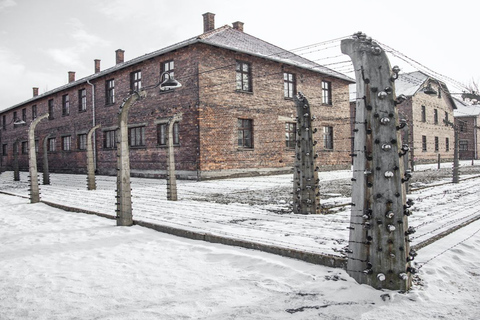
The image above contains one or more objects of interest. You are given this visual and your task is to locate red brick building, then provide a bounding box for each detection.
[453,98,480,160]
[0,13,353,180]
[395,71,456,166]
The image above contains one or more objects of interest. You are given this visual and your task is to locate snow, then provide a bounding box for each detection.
[1,163,480,318]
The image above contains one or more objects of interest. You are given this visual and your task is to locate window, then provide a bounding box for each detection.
[459,121,467,132]
[236,61,252,92]
[22,108,27,122]
[128,126,145,147]
[78,134,87,150]
[422,135,427,151]
[106,79,115,105]
[237,119,253,148]
[323,126,334,149]
[157,122,179,146]
[460,140,468,151]
[104,130,118,149]
[434,136,439,152]
[48,138,56,152]
[421,105,426,122]
[21,141,28,154]
[162,60,175,80]
[79,89,87,112]
[62,136,71,151]
[13,111,17,123]
[284,73,296,98]
[434,109,438,124]
[2,144,7,156]
[48,99,54,120]
[445,111,449,124]
[285,122,296,149]
[32,105,37,119]
[130,71,142,92]
[322,81,332,105]
[62,94,70,116]
[2,115,6,130]
[35,140,39,153]
[446,138,450,152]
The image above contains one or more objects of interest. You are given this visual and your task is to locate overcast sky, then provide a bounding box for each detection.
[0,0,478,111]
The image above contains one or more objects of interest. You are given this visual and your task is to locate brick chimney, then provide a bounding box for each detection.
[33,87,39,97]
[116,49,125,64]
[94,59,101,73]
[203,12,215,33]
[68,71,75,83]
[232,21,244,32]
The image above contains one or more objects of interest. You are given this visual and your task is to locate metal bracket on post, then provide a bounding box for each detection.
[342,32,413,291]
[28,113,49,203]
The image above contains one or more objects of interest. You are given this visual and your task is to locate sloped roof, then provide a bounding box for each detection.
[198,26,354,82]
[453,97,480,117]
[395,71,429,96]
[396,70,456,109]
[3,25,353,113]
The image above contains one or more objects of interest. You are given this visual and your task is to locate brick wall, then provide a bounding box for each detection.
[0,43,352,179]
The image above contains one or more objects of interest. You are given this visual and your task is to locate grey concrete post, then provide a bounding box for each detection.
[42,133,51,185]
[116,90,146,226]
[342,33,412,291]
[87,124,101,190]
[292,93,320,214]
[166,113,182,201]
[13,139,21,181]
[28,113,49,203]
[453,128,459,183]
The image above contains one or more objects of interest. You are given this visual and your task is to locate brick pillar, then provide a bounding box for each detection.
[232,21,244,32]
[116,49,125,64]
[68,71,75,83]
[94,59,101,73]
[203,12,215,32]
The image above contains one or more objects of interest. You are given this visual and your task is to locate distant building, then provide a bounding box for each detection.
[453,98,480,160]
[0,13,354,179]
[395,71,456,167]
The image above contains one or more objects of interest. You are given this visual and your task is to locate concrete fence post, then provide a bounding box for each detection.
[116,90,146,226]
[342,32,413,291]
[28,113,49,203]
[87,124,101,190]
[42,133,51,185]
[167,113,182,201]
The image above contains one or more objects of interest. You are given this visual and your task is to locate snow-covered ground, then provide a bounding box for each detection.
[0,162,479,257]
[1,192,479,319]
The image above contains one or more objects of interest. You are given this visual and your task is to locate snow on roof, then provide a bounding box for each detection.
[453,97,480,117]
[395,71,429,96]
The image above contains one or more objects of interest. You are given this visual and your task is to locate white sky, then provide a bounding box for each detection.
[0,0,478,111]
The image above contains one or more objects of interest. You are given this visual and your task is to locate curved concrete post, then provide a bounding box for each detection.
[87,124,101,190]
[28,113,49,203]
[167,113,182,201]
[116,90,146,226]
[42,133,51,185]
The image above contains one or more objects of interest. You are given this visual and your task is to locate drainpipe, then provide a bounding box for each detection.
[87,80,97,171]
